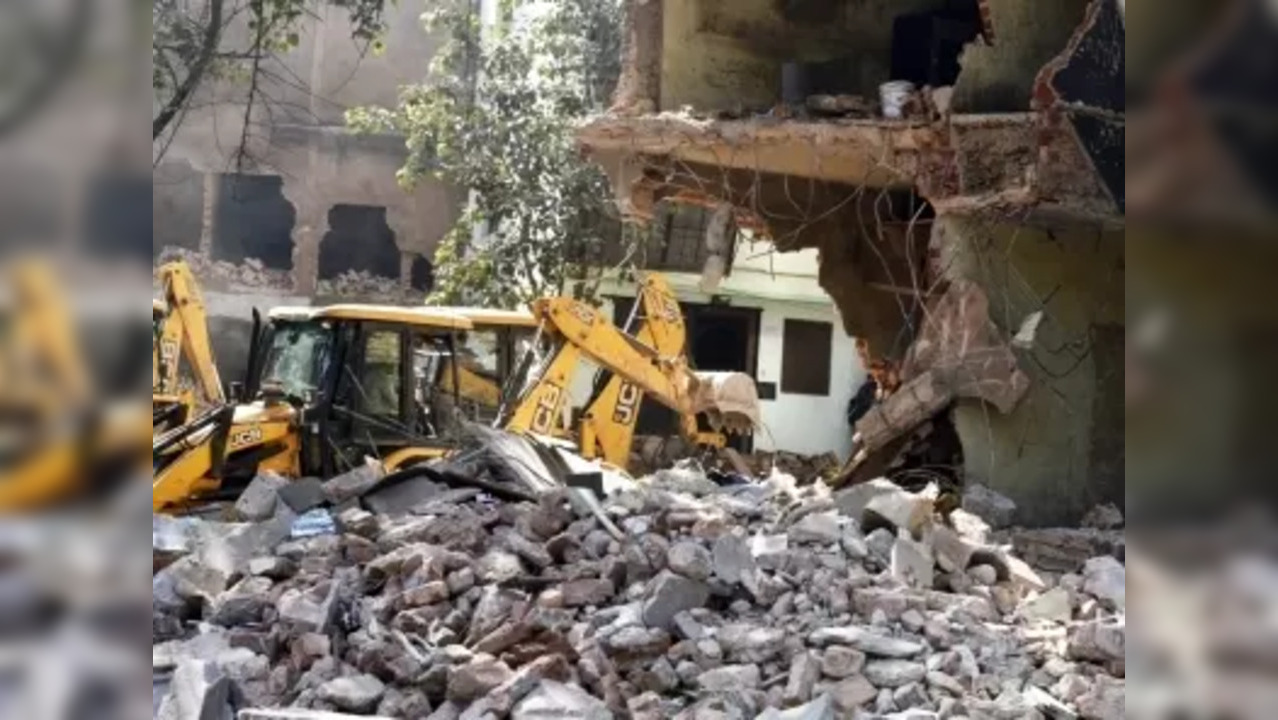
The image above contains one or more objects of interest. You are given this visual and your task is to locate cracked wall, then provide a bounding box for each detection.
[933,216,1124,525]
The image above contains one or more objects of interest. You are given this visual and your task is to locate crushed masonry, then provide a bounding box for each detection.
[154,431,1124,720]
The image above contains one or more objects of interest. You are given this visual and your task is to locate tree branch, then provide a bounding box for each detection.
[153,0,224,139]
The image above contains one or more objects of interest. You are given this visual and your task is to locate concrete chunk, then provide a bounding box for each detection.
[783,651,821,705]
[511,679,613,720]
[234,472,288,522]
[561,578,616,608]
[961,484,1017,529]
[276,477,326,514]
[238,711,394,719]
[322,459,385,505]
[1082,555,1125,610]
[863,660,926,688]
[828,676,877,712]
[759,693,835,720]
[276,582,339,634]
[697,664,761,693]
[158,659,233,720]
[833,478,900,520]
[864,487,933,537]
[890,535,935,590]
[666,541,713,580]
[789,512,842,545]
[712,534,756,584]
[808,626,925,658]
[1020,588,1073,624]
[641,571,710,630]
[318,675,385,714]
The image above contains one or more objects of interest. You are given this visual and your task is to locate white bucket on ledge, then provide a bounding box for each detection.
[880,80,916,119]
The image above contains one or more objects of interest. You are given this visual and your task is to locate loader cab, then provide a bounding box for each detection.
[256,305,475,477]
[445,307,540,423]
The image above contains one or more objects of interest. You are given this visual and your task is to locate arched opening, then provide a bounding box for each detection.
[214,174,295,270]
[318,204,401,282]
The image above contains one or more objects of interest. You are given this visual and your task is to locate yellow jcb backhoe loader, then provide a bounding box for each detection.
[153,261,224,433]
[152,277,762,513]
[152,305,485,512]
[0,260,150,511]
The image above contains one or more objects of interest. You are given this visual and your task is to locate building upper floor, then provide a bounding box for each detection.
[580,0,1126,232]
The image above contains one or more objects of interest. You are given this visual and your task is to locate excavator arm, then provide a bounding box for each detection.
[576,274,709,465]
[154,261,224,414]
[506,281,760,467]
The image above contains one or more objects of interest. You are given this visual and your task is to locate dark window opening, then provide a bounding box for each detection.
[781,319,832,396]
[319,204,401,282]
[410,255,434,292]
[574,202,735,275]
[213,174,295,270]
[890,2,984,89]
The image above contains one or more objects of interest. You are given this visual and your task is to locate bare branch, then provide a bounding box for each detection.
[153,0,225,139]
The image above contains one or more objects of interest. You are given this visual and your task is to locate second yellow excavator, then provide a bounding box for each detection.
[503,274,760,467]
[153,261,224,433]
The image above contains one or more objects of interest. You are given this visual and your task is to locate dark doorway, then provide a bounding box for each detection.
[610,297,760,449]
[410,255,434,292]
[319,204,401,282]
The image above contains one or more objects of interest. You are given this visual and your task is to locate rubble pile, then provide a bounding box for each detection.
[154,465,1124,720]
[317,270,419,303]
[156,247,294,293]
[629,438,839,486]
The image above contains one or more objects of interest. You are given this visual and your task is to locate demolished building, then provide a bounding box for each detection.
[577,0,1125,526]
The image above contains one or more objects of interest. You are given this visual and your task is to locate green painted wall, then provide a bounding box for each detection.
[935,217,1124,525]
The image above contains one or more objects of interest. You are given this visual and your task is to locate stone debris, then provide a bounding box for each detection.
[1079,503,1124,530]
[155,247,294,294]
[960,484,1018,530]
[237,472,290,522]
[154,469,1125,720]
[1081,556,1125,611]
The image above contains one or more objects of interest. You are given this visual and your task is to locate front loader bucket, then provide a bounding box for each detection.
[691,371,762,433]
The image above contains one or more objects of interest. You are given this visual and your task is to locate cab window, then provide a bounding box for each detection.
[357,329,402,419]
[457,329,500,381]
[261,321,331,399]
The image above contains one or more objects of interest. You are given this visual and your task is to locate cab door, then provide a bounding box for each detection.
[323,321,410,471]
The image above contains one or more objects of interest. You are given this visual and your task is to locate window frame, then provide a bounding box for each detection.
[780,318,833,397]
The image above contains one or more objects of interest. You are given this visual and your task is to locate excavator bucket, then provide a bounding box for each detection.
[690,371,762,434]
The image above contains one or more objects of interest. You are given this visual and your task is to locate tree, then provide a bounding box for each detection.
[152,0,388,150]
[346,0,625,308]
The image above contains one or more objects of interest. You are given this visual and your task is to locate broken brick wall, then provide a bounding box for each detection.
[953,0,1093,112]
[932,216,1124,525]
